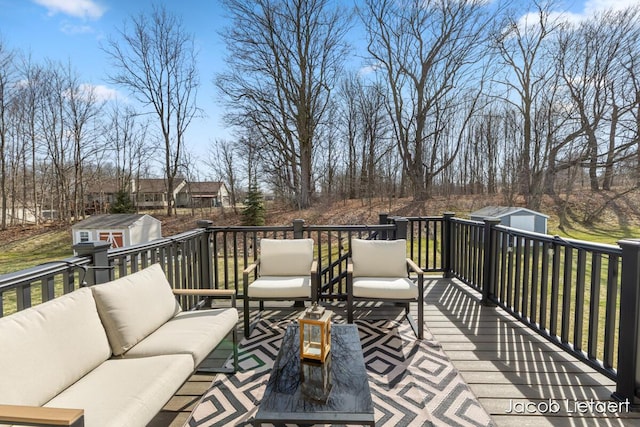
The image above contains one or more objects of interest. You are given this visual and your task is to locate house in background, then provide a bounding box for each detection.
[470,206,548,234]
[134,178,187,210]
[85,178,229,212]
[176,182,230,208]
[71,214,162,249]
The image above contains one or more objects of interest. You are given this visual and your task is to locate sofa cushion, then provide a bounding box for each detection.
[0,287,111,406]
[352,277,418,299]
[247,276,311,298]
[123,307,238,366]
[91,264,181,356]
[259,238,314,276]
[351,239,408,278]
[45,354,193,427]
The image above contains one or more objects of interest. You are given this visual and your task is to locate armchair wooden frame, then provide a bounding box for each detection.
[243,258,320,338]
[346,258,424,339]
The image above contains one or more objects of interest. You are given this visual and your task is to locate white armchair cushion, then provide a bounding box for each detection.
[248,276,311,298]
[91,264,182,356]
[259,238,314,276]
[351,239,408,278]
[352,277,418,299]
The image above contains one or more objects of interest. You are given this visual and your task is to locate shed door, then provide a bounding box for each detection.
[510,215,535,232]
[98,231,124,248]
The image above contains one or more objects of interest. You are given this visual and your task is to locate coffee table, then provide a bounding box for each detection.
[253,323,375,426]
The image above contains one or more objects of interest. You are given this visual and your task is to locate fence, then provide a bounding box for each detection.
[1,213,639,403]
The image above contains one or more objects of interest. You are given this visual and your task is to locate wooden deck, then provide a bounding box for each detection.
[150,277,640,427]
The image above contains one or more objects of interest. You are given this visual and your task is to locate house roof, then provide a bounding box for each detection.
[71,214,159,229]
[85,178,123,194]
[182,182,223,196]
[136,178,185,193]
[470,206,549,219]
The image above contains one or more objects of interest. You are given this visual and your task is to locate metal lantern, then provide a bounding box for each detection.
[298,303,332,363]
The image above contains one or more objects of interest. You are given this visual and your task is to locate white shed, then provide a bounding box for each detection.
[470,206,548,234]
[71,214,162,249]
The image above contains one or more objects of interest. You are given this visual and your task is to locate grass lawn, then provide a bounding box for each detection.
[0,228,73,276]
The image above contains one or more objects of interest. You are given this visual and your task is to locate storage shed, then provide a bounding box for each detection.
[71,214,162,249]
[470,206,548,234]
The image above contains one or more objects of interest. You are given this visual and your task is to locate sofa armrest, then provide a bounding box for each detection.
[172,288,236,308]
[0,404,84,427]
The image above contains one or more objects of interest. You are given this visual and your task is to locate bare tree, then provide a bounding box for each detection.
[104,5,200,216]
[0,39,14,229]
[556,7,639,192]
[216,0,352,209]
[361,0,497,201]
[63,62,105,220]
[208,139,240,214]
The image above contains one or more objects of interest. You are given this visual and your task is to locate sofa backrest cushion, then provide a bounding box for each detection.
[259,238,314,277]
[351,238,408,278]
[91,263,181,356]
[0,287,111,406]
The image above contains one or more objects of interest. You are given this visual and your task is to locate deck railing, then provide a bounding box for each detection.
[1,213,639,404]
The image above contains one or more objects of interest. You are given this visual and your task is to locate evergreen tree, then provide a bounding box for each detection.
[242,182,265,226]
[110,189,136,214]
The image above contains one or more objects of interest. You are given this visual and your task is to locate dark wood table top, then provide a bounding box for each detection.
[253,323,375,426]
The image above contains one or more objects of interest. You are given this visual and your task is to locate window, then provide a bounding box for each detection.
[78,231,90,242]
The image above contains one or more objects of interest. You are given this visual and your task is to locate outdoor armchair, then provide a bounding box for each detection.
[242,238,319,338]
[347,238,424,339]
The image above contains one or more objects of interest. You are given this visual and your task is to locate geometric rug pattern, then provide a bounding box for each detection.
[187,319,495,427]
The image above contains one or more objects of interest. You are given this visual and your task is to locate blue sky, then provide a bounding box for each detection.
[0,0,637,168]
[0,0,230,165]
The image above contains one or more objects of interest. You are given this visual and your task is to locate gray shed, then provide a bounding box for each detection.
[470,206,548,234]
[71,214,162,249]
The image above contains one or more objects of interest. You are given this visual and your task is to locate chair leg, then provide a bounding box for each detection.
[418,296,424,339]
[347,294,354,323]
[244,296,250,339]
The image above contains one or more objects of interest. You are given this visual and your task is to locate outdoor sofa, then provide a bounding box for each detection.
[0,263,238,427]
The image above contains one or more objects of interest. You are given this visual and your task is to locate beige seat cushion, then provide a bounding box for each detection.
[45,354,193,427]
[259,238,314,276]
[352,277,418,299]
[248,276,311,298]
[91,264,182,356]
[123,307,239,366]
[0,287,111,406]
[351,239,407,278]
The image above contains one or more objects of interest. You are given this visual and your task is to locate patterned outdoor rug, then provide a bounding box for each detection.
[187,319,494,427]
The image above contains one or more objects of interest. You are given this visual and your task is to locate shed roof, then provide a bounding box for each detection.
[470,206,549,219]
[71,214,159,229]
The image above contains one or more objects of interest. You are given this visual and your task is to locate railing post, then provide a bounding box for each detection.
[379,213,388,240]
[394,217,408,240]
[293,219,305,239]
[197,220,214,289]
[72,241,112,285]
[442,212,456,278]
[481,218,501,306]
[614,239,640,405]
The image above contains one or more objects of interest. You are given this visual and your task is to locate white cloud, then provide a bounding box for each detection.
[61,22,94,34]
[584,0,639,15]
[84,84,119,102]
[33,0,106,20]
